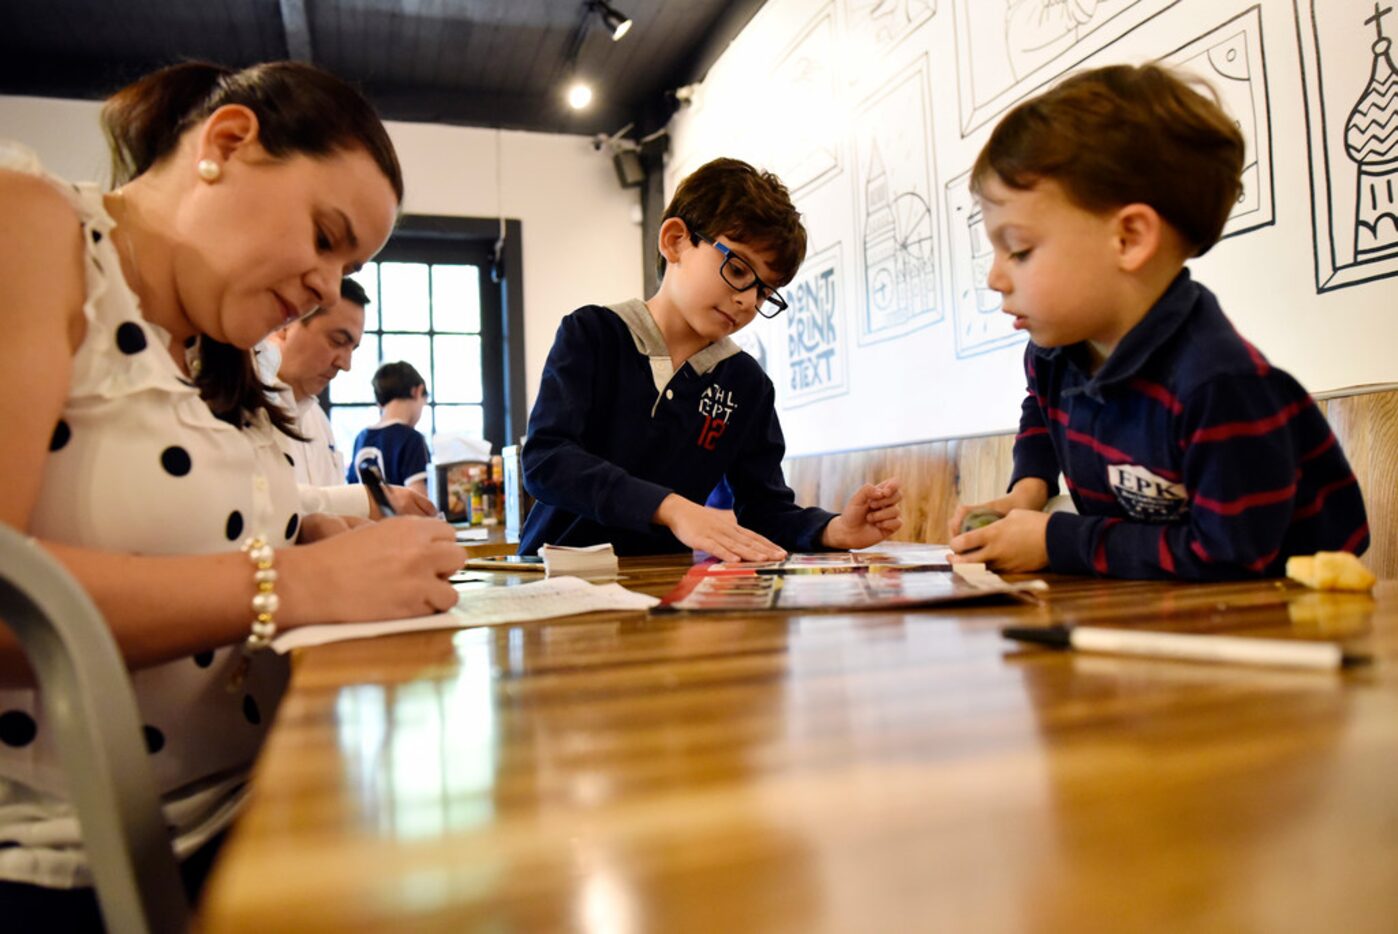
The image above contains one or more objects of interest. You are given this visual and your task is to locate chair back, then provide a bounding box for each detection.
[0,525,188,933]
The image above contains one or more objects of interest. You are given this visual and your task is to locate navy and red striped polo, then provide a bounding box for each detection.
[1012,270,1369,580]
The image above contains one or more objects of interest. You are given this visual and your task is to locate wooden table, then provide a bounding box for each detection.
[200,559,1398,932]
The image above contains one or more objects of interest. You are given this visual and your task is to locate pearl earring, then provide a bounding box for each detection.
[196,159,221,182]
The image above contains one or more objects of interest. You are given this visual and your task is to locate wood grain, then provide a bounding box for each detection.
[1323,390,1398,578]
[199,561,1398,932]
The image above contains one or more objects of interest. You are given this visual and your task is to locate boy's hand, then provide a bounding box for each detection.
[947,478,1052,542]
[821,478,903,550]
[655,494,788,563]
[948,508,1050,573]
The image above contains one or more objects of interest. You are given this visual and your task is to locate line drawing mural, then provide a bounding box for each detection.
[843,0,937,74]
[768,7,842,193]
[1164,5,1275,240]
[1297,0,1398,291]
[852,56,941,346]
[944,169,1026,359]
[953,0,1180,136]
[779,242,851,408]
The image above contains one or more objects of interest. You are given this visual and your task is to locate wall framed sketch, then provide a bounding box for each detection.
[851,55,942,346]
[1296,0,1398,291]
[953,0,1180,136]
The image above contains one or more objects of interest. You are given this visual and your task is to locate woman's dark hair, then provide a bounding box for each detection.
[101,60,403,434]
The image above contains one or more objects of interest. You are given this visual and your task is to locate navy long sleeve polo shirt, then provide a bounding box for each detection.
[519,301,834,556]
[1012,270,1369,580]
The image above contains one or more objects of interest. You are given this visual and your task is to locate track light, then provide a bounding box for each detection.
[567,82,593,110]
[591,0,632,41]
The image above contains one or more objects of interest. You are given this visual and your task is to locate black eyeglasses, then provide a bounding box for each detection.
[684,224,789,318]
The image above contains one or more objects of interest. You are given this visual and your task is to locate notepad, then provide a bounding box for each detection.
[271,576,659,653]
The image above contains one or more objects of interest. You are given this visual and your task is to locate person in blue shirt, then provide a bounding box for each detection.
[948,64,1368,579]
[348,360,431,497]
[521,158,902,561]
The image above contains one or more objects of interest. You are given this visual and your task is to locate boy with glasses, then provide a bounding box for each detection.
[520,158,901,561]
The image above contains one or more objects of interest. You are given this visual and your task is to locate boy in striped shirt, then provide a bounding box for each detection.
[947,64,1369,580]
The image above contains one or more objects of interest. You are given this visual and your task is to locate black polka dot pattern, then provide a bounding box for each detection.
[91,229,102,244]
[284,453,295,467]
[0,711,37,748]
[226,510,244,541]
[194,650,215,668]
[143,725,165,754]
[161,446,192,477]
[243,695,262,726]
[49,419,70,452]
[115,321,147,355]
[285,514,300,541]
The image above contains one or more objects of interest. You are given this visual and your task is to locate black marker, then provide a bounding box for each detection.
[360,464,396,517]
[1002,624,1369,671]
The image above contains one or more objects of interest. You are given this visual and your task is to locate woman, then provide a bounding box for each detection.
[0,61,461,921]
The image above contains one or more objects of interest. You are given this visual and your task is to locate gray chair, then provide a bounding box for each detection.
[0,524,188,933]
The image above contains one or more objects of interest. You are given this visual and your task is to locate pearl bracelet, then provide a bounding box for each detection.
[241,536,279,653]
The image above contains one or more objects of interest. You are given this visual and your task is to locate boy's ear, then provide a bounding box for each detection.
[657,216,693,266]
[1112,203,1164,273]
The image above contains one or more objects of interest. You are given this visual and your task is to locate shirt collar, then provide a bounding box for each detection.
[607,299,741,377]
[1032,268,1198,399]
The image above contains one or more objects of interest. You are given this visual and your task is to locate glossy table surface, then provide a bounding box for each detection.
[200,557,1398,932]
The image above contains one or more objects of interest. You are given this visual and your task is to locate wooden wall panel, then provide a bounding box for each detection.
[1322,390,1398,579]
[783,389,1395,578]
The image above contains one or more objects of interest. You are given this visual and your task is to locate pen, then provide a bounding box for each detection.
[1001,624,1369,671]
[360,464,396,517]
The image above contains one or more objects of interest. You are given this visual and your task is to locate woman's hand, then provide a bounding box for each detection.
[279,516,463,625]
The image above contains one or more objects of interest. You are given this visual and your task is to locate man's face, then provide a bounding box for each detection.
[278,299,366,400]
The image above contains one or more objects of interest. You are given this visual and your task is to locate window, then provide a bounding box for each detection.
[324,216,525,467]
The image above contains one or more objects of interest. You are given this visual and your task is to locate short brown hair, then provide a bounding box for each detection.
[373,361,425,406]
[971,64,1244,256]
[659,157,808,284]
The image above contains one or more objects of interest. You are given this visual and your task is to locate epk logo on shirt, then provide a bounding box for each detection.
[1107,463,1188,522]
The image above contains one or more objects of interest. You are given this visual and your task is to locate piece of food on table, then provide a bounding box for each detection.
[1285,551,1377,592]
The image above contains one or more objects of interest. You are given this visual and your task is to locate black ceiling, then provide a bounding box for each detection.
[0,0,764,137]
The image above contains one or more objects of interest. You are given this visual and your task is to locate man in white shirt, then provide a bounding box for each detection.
[269,278,434,518]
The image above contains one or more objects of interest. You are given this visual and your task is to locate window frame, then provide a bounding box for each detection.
[323,215,526,453]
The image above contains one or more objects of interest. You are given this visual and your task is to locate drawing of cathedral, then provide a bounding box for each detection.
[862,141,939,336]
[863,143,904,329]
[1346,5,1398,262]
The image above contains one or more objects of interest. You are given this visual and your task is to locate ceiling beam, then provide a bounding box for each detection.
[278,0,314,62]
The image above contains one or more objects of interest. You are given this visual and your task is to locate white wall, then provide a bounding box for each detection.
[667,0,1398,457]
[0,95,644,416]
